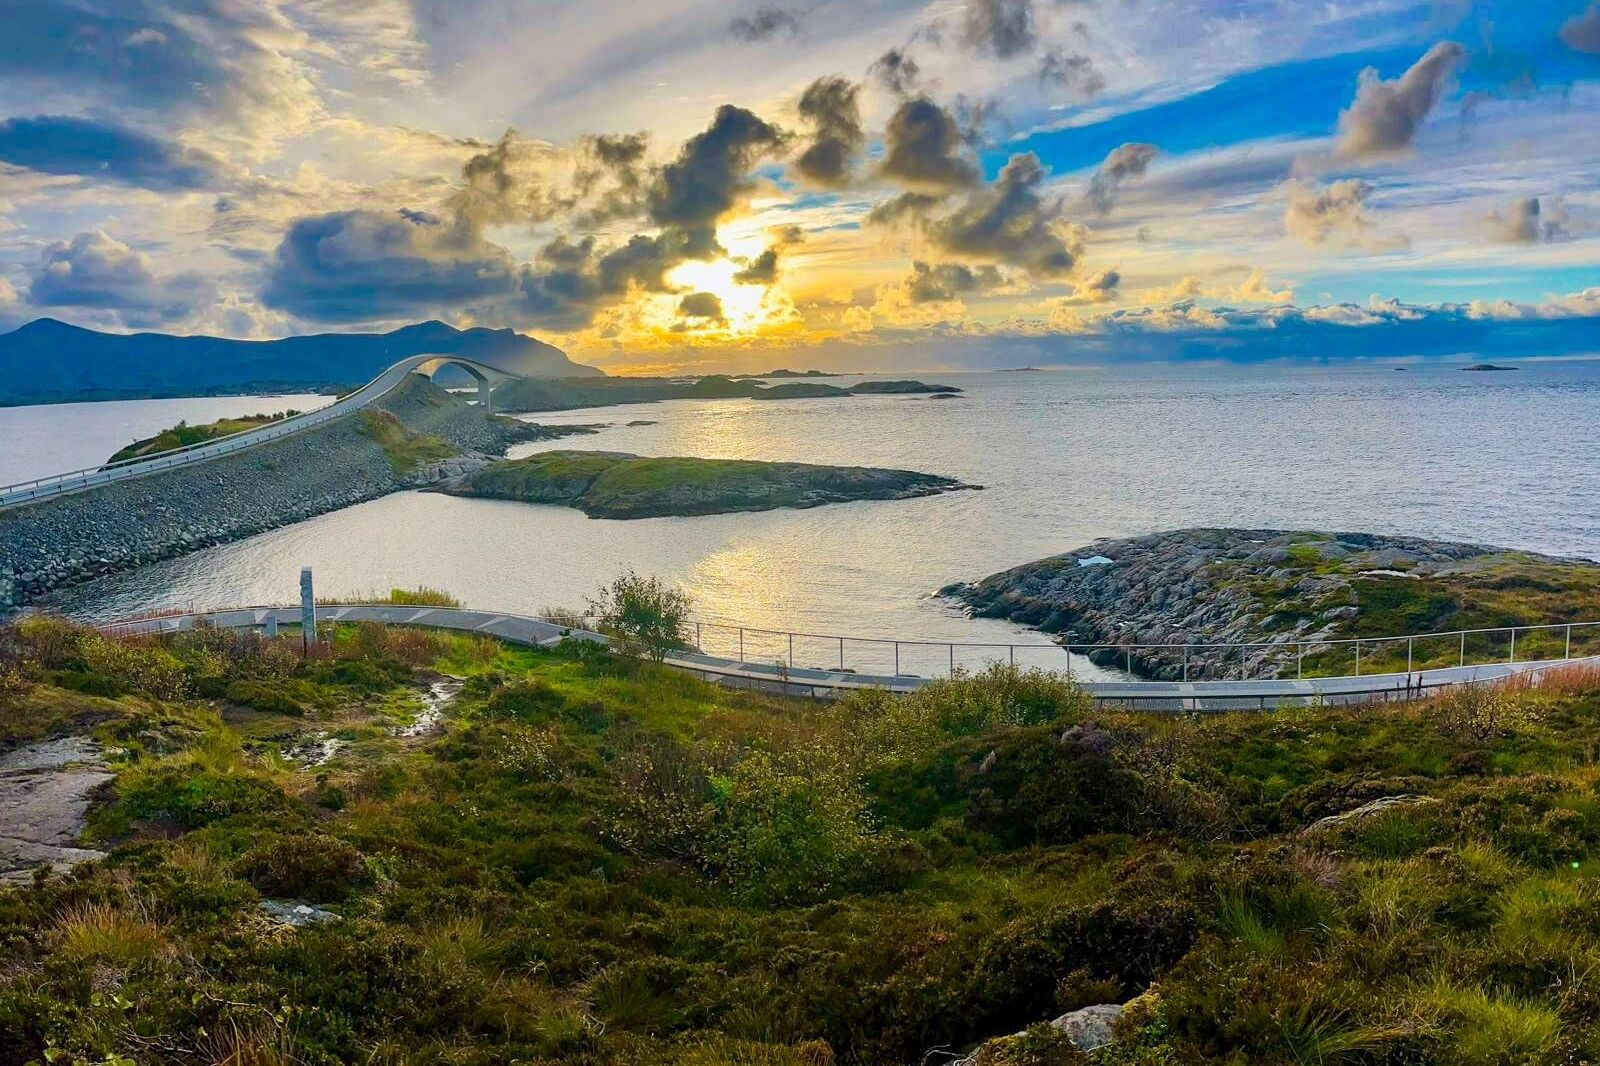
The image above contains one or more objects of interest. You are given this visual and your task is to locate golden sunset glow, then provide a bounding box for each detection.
[665,259,769,333]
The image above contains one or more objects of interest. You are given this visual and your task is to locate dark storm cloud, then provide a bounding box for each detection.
[28,230,215,326]
[1084,143,1157,215]
[261,209,517,322]
[928,152,1081,276]
[869,48,924,96]
[646,104,787,258]
[904,260,1005,302]
[792,77,864,188]
[1336,41,1465,160]
[0,115,228,191]
[729,6,803,41]
[510,233,681,330]
[574,131,652,223]
[732,225,803,285]
[962,0,1036,59]
[878,97,980,193]
[1037,48,1105,96]
[1563,4,1600,53]
[677,291,727,323]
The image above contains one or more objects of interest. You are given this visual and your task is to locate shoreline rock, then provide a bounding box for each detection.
[944,528,1599,680]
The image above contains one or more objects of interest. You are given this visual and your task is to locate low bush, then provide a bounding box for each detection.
[236,834,372,901]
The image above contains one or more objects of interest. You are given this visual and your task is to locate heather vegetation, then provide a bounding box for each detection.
[3,613,1600,1064]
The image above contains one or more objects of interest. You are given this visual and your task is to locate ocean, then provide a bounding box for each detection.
[7,362,1598,678]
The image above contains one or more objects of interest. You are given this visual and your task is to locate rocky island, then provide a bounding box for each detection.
[947,528,1600,679]
[433,450,977,518]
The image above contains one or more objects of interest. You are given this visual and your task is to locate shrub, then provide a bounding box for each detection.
[711,747,885,904]
[846,664,1092,768]
[55,900,167,970]
[966,1023,1090,1066]
[1433,683,1541,742]
[590,572,691,663]
[78,634,188,700]
[236,834,372,901]
[118,763,296,829]
[223,678,310,716]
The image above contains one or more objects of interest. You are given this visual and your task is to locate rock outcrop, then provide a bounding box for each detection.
[945,528,1599,680]
[0,736,112,884]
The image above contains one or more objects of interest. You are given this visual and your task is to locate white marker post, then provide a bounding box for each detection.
[300,568,317,654]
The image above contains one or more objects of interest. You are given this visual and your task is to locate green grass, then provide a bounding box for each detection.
[357,408,458,474]
[105,411,297,464]
[5,617,1600,1064]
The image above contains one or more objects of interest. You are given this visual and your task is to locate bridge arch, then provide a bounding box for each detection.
[413,356,513,413]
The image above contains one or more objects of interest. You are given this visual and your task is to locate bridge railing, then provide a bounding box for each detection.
[0,355,495,509]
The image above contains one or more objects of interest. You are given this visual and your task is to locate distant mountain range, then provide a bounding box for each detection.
[0,319,602,405]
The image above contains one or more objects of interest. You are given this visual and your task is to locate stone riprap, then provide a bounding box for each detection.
[0,376,568,606]
[945,528,1600,680]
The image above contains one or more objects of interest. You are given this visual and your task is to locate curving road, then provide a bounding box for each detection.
[0,354,517,511]
[100,604,1596,711]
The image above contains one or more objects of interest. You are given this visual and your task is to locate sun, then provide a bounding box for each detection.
[666,258,769,333]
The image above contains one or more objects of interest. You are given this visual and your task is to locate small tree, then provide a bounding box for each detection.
[590,572,691,663]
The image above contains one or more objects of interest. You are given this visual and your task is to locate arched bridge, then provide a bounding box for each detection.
[0,354,521,510]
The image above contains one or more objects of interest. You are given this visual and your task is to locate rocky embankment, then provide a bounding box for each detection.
[491,374,960,413]
[432,450,978,518]
[0,376,573,607]
[946,528,1600,680]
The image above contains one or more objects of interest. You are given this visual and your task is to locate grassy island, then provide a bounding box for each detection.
[104,410,301,465]
[434,450,975,518]
[4,614,1600,1063]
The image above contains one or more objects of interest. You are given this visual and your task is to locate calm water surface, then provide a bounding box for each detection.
[13,363,1600,677]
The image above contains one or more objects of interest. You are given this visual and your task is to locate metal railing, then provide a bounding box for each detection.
[548,613,1600,683]
[0,355,507,510]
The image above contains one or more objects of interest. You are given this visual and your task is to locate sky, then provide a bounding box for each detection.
[0,0,1597,373]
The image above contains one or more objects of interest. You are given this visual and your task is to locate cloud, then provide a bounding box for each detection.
[926,153,1082,277]
[646,104,787,258]
[1483,197,1573,244]
[0,0,321,147]
[1235,268,1293,304]
[28,230,215,325]
[1139,275,1204,304]
[732,225,804,285]
[869,48,924,96]
[1561,3,1600,53]
[0,276,16,305]
[677,291,727,323]
[0,115,229,191]
[792,77,864,189]
[1335,41,1465,160]
[1037,48,1105,97]
[903,260,1005,303]
[962,0,1036,59]
[511,234,680,330]
[729,6,803,42]
[1084,143,1157,216]
[1064,267,1119,303]
[260,208,515,321]
[878,97,979,193]
[1283,179,1406,250]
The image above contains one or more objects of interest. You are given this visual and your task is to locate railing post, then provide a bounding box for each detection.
[696,622,702,650]
[1010,645,1015,666]
[1355,640,1361,677]
[738,628,744,662]
[1566,624,1573,661]
[1182,644,1189,682]
[788,632,794,668]
[1297,643,1303,680]
[949,644,954,676]
[1065,648,1072,680]
[1125,648,1132,676]
[1509,627,1516,664]
[1407,636,1413,674]
[894,641,900,675]
[839,637,845,671]
[1460,631,1465,667]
